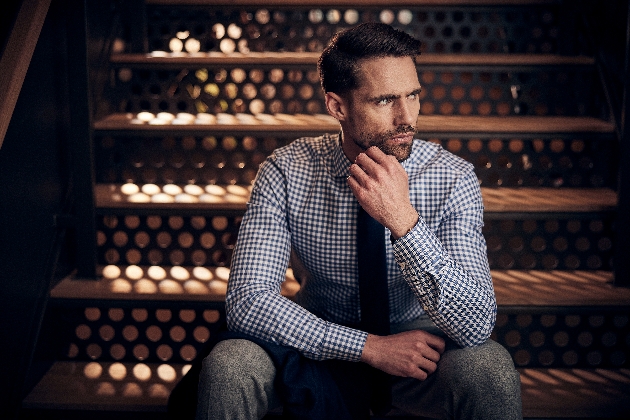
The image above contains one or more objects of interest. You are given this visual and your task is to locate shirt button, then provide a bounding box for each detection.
[399,262,406,270]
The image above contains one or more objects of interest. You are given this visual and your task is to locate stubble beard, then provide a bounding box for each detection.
[356,125,416,162]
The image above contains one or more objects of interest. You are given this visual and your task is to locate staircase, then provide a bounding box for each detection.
[20,0,630,419]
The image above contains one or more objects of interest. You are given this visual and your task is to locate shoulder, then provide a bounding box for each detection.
[270,134,337,164]
[408,139,475,177]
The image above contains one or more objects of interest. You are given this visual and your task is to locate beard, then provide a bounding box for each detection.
[355,125,417,161]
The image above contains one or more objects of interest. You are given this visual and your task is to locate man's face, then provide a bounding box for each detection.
[341,56,421,162]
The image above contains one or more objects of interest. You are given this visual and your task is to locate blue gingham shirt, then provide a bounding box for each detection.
[226,133,496,362]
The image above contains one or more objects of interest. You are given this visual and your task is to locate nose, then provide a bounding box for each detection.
[394,99,419,127]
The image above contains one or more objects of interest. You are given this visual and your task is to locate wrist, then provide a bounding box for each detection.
[389,209,419,240]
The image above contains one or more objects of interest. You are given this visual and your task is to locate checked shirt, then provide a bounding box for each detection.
[226,133,496,362]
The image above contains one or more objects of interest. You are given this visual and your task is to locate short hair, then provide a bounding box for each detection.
[318,22,422,95]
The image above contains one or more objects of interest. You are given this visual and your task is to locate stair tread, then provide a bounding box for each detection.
[145,0,563,8]
[111,52,595,67]
[94,113,616,134]
[22,360,630,417]
[51,267,630,307]
[95,183,618,213]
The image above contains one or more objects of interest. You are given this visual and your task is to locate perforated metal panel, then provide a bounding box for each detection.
[97,214,241,267]
[492,309,630,368]
[484,215,615,271]
[107,64,602,118]
[139,4,575,55]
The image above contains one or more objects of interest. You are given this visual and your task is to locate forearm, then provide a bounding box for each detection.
[392,217,496,347]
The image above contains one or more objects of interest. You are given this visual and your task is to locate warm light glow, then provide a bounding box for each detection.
[133,363,152,381]
[84,361,103,379]
[152,193,175,203]
[128,193,151,203]
[214,267,230,281]
[207,280,228,295]
[125,265,144,280]
[134,279,158,294]
[163,184,183,196]
[102,265,121,279]
[205,185,226,195]
[184,280,208,294]
[147,265,167,280]
[122,382,143,397]
[159,280,184,294]
[193,266,213,281]
[157,364,177,382]
[110,278,132,293]
[120,183,140,195]
[109,362,127,380]
[141,184,161,195]
[175,194,198,203]
[170,266,189,281]
[96,382,116,396]
[149,383,170,398]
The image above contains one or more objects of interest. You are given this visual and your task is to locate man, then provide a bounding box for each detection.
[196,22,522,419]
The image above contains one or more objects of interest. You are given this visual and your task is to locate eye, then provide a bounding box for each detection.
[377,98,392,106]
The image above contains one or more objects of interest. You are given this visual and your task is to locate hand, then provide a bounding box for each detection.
[347,146,418,239]
[360,330,446,380]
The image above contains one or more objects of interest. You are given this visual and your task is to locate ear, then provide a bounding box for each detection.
[324,92,347,122]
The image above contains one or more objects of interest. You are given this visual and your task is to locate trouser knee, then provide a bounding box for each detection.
[196,339,277,420]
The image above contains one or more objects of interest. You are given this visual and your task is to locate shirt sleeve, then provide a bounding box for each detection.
[225,156,367,361]
[392,169,496,348]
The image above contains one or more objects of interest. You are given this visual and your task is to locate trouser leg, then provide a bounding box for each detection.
[392,339,523,420]
[196,338,280,420]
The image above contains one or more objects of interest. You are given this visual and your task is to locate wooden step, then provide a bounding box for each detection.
[22,361,630,418]
[94,113,615,135]
[110,52,595,67]
[95,183,617,214]
[51,267,630,307]
[145,0,564,8]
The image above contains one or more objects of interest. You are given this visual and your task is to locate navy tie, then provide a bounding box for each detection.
[357,206,391,415]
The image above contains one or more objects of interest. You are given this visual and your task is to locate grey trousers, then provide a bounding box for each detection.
[196,317,523,420]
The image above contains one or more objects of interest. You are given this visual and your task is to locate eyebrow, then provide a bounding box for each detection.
[368,87,422,103]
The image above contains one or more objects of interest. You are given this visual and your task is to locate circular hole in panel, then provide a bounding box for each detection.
[191,250,207,266]
[104,249,120,265]
[125,249,142,265]
[180,344,197,362]
[508,236,524,252]
[598,237,612,252]
[156,309,172,323]
[148,250,163,265]
[156,344,173,361]
[103,215,119,229]
[168,216,184,230]
[146,216,162,230]
[193,326,211,343]
[133,363,152,381]
[180,309,196,323]
[504,330,521,347]
[108,308,124,322]
[146,325,163,342]
[110,344,126,360]
[84,362,103,379]
[577,331,593,347]
[134,231,150,248]
[125,215,141,229]
[564,255,581,269]
[601,331,617,347]
[610,350,626,366]
[542,255,559,269]
[513,350,530,366]
[170,326,186,342]
[200,232,216,249]
[76,324,91,340]
[614,315,629,328]
[169,250,186,266]
[530,237,547,252]
[156,232,172,248]
[86,344,102,360]
[99,325,115,341]
[203,309,221,324]
[540,315,557,328]
[178,232,195,248]
[553,331,569,347]
[133,344,150,361]
[516,314,533,327]
[538,350,555,366]
[123,325,139,341]
[85,308,101,322]
[132,308,148,322]
[552,237,568,252]
[587,351,602,366]
[529,331,545,347]
[565,315,581,328]
[562,350,579,366]
[67,343,79,358]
